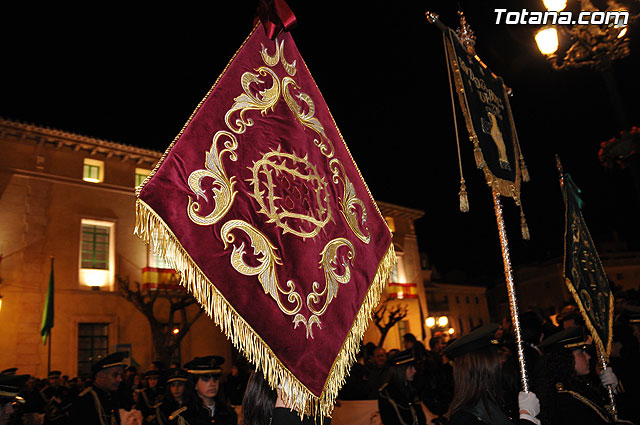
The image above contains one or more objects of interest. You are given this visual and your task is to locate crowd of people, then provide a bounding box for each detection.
[337,295,640,425]
[1,293,639,425]
[0,354,246,425]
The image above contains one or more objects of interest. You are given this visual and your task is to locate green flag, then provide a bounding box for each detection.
[40,258,54,344]
[561,173,613,360]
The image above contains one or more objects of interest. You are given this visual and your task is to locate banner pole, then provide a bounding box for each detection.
[599,351,618,420]
[492,189,529,392]
[47,329,51,375]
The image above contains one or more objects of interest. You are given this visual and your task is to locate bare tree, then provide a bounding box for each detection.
[372,298,408,347]
[116,275,204,367]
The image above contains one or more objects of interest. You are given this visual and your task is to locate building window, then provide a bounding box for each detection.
[466,296,470,304]
[469,317,474,330]
[149,248,172,269]
[398,320,409,348]
[455,296,460,304]
[83,158,104,183]
[389,251,405,284]
[475,296,479,304]
[458,317,464,335]
[79,219,115,289]
[478,317,484,326]
[81,224,110,270]
[135,168,151,188]
[385,216,396,233]
[78,323,109,378]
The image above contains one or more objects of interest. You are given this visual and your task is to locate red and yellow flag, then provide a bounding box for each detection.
[135,23,394,417]
[387,282,419,300]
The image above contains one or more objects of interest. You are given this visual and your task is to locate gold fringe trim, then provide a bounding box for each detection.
[562,203,614,362]
[135,199,395,419]
[563,277,614,363]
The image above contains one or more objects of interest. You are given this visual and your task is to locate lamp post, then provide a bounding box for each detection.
[426,315,455,339]
[534,0,640,204]
[534,0,636,129]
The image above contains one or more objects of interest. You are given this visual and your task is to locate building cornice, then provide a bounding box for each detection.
[377,200,425,220]
[0,118,161,166]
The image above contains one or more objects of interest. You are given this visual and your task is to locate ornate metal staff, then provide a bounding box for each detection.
[492,189,529,392]
[427,10,530,392]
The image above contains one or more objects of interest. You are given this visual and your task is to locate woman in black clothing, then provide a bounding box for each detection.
[183,356,237,425]
[241,369,330,425]
[444,324,541,425]
[156,368,193,425]
[377,350,427,425]
[535,326,628,425]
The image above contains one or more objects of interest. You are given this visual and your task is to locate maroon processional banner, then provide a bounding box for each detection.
[135,24,394,417]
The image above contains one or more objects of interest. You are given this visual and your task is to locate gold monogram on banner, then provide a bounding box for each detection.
[185,38,370,339]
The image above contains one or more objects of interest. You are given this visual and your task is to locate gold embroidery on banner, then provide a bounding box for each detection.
[278,40,297,76]
[221,219,303,316]
[249,149,331,240]
[187,131,238,226]
[260,42,280,67]
[308,238,355,316]
[182,37,370,342]
[481,112,511,171]
[140,25,395,418]
[294,314,322,339]
[330,159,371,243]
[220,221,357,340]
[260,39,297,76]
[282,76,335,158]
[225,66,281,134]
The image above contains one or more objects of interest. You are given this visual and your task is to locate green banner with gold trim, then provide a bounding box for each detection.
[562,173,613,360]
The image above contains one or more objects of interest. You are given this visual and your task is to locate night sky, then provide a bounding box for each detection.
[2,1,639,283]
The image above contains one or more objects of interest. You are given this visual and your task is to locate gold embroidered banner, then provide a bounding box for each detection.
[561,173,613,361]
[135,24,394,418]
[444,28,527,200]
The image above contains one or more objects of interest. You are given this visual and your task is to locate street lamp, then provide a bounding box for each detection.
[535,27,559,55]
[437,316,449,327]
[534,0,634,71]
[534,0,640,201]
[426,315,450,329]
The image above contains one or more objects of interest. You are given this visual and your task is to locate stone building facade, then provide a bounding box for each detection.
[0,119,433,376]
[0,119,231,378]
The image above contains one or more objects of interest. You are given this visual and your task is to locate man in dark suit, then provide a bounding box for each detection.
[68,352,128,425]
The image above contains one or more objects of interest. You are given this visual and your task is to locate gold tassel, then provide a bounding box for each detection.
[520,157,530,182]
[520,209,530,240]
[459,179,469,212]
[473,144,486,169]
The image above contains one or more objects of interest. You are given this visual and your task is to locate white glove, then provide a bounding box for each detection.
[599,367,619,392]
[518,391,541,425]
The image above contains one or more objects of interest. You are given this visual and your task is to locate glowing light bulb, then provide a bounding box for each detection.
[535,27,559,55]
[543,0,567,11]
